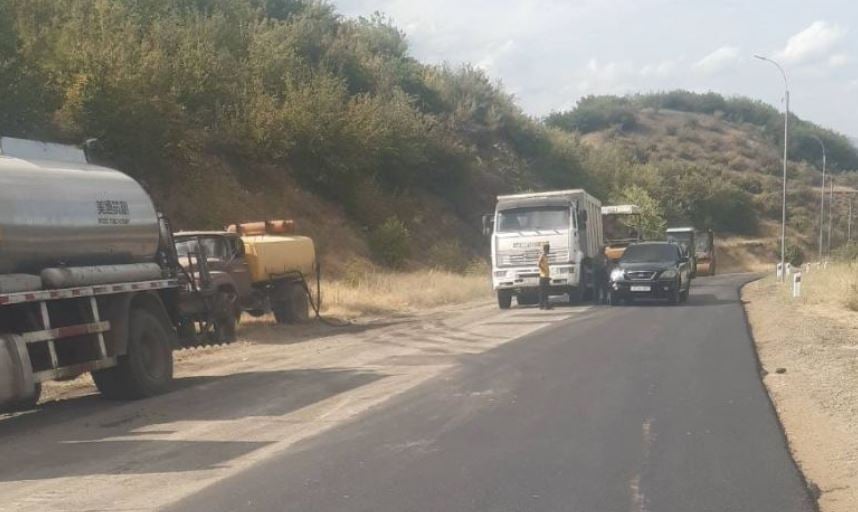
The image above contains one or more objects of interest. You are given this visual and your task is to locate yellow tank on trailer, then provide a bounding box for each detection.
[241,235,316,283]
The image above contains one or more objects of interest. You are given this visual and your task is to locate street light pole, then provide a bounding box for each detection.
[755,55,789,279]
[812,135,826,261]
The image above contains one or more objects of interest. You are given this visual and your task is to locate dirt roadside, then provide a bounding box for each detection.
[0,298,592,512]
[744,276,858,512]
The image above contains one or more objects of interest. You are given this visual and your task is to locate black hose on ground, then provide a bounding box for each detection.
[296,262,350,327]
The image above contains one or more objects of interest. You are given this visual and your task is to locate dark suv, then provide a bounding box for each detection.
[607,242,691,305]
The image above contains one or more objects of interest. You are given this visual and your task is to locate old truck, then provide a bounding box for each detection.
[601,204,642,264]
[173,221,315,326]
[0,137,234,411]
[665,227,697,277]
[485,189,604,309]
[695,229,716,276]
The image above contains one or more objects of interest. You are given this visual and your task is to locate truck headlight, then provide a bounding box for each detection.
[556,267,570,275]
[660,269,677,279]
[494,270,508,277]
[610,268,625,282]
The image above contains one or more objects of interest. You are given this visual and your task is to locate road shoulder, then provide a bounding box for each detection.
[744,277,858,512]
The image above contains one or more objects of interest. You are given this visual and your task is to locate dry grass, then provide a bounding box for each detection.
[772,262,858,312]
[319,267,492,319]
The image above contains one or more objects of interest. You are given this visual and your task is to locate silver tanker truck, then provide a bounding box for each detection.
[0,137,234,411]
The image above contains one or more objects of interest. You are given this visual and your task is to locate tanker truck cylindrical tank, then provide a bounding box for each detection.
[0,157,161,275]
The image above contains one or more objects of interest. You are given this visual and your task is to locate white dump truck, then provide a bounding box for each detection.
[485,189,604,309]
[0,137,234,411]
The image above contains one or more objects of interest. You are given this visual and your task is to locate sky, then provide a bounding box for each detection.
[332,0,858,140]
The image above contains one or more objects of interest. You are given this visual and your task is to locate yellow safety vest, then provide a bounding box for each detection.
[538,254,550,278]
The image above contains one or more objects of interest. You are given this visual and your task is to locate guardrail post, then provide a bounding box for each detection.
[776,262,784,280]
[793,271,802,298]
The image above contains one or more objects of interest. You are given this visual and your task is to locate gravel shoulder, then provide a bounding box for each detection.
[0,297,590,512]
[744,277,858,512]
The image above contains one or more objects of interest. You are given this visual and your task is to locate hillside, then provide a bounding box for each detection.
[548,94,858,261]
[1,1,855,270]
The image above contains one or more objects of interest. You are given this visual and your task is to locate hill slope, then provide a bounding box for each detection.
[548,94,858,260]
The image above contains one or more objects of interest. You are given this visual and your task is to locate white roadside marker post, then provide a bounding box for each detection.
[793,271,802,298]
[777,262,784,280]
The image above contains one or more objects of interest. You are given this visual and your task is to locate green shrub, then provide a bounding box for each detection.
[428,240,468,273]
[369,217,411,268]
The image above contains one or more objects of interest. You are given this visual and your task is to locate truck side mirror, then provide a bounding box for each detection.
[481,214,494,237]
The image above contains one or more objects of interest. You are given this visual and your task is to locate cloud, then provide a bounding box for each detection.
[776,21,847,64]
[640,59,678,77]
[693,46,740,74]
[828,53,850,68]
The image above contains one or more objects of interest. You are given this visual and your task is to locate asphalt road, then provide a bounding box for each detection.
[167,274,816,512]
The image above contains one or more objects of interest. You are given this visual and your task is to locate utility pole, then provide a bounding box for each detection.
[812,135,826,261]
[755,55,789,279]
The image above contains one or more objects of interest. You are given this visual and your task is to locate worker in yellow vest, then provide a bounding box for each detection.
[538,243,552,310]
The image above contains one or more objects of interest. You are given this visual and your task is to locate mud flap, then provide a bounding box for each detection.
[0,334,37,408]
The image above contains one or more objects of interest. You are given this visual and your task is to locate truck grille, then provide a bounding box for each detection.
[497,249,570,267]
[626,271,656,281]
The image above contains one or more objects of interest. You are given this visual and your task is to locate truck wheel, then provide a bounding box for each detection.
[93,309,173,400]
[212,291,238,343]
[286,285,310,323]
[2,383,42,413]
[497,291,512,309]
[272,283,310,324]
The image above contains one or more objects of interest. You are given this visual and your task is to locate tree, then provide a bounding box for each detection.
[614,185,666,239]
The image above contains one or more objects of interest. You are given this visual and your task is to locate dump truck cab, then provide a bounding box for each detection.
[487,189,603,309]
[665,227,697,278]
[601,204,642,264]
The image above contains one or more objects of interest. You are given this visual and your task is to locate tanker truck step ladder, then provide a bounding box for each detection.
[0,278,178,381]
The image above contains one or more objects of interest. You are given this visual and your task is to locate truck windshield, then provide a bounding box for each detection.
[621,244,679,263]
[175,237,229,260]
[696,235,712,253]
[603,215,640,243]
[497,207,569,233]
[666,232,693,256]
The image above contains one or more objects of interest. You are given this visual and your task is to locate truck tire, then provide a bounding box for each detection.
[211,290,238,343]
[2,383,42,413]
[286,284,310,323]
[92,309,173,400]
[497,290,512,309]
[272,282,310,324]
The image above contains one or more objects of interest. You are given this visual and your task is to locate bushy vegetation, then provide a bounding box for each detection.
[549,91,858,171]
[368,216,410,268]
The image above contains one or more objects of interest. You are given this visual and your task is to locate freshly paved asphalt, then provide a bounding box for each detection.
[167,274,816,512]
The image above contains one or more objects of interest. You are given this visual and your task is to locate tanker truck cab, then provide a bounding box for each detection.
[489,190,603,309]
